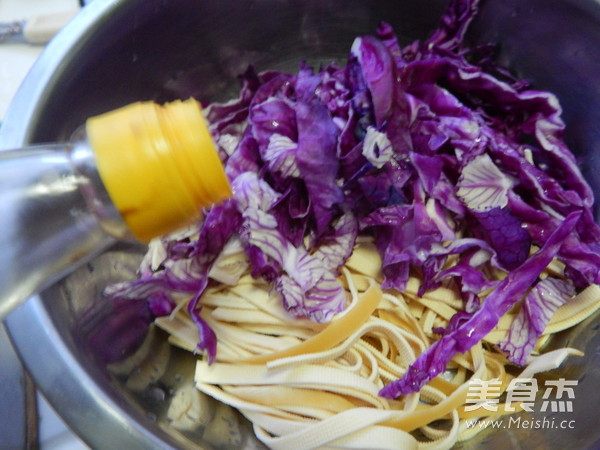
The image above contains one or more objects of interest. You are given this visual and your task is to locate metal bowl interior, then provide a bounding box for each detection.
[2,0,600,448]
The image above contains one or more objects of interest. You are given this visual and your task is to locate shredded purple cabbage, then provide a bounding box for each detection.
[498,276,575,366]
[105,0,600,396]
[379,211,580,398]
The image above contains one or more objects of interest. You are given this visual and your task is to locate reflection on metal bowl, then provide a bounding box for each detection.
[1,0,600,448]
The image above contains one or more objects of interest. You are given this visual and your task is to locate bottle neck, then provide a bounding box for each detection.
[68,135,131,240]
[0,140,128,320]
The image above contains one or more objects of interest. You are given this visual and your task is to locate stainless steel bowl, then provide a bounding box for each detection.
[2,0,600,448]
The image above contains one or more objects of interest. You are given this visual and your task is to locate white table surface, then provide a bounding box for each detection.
[0,0,79,120]
[1,1,89,448]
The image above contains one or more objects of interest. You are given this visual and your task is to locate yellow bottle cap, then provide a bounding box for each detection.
[86,99,231,243]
